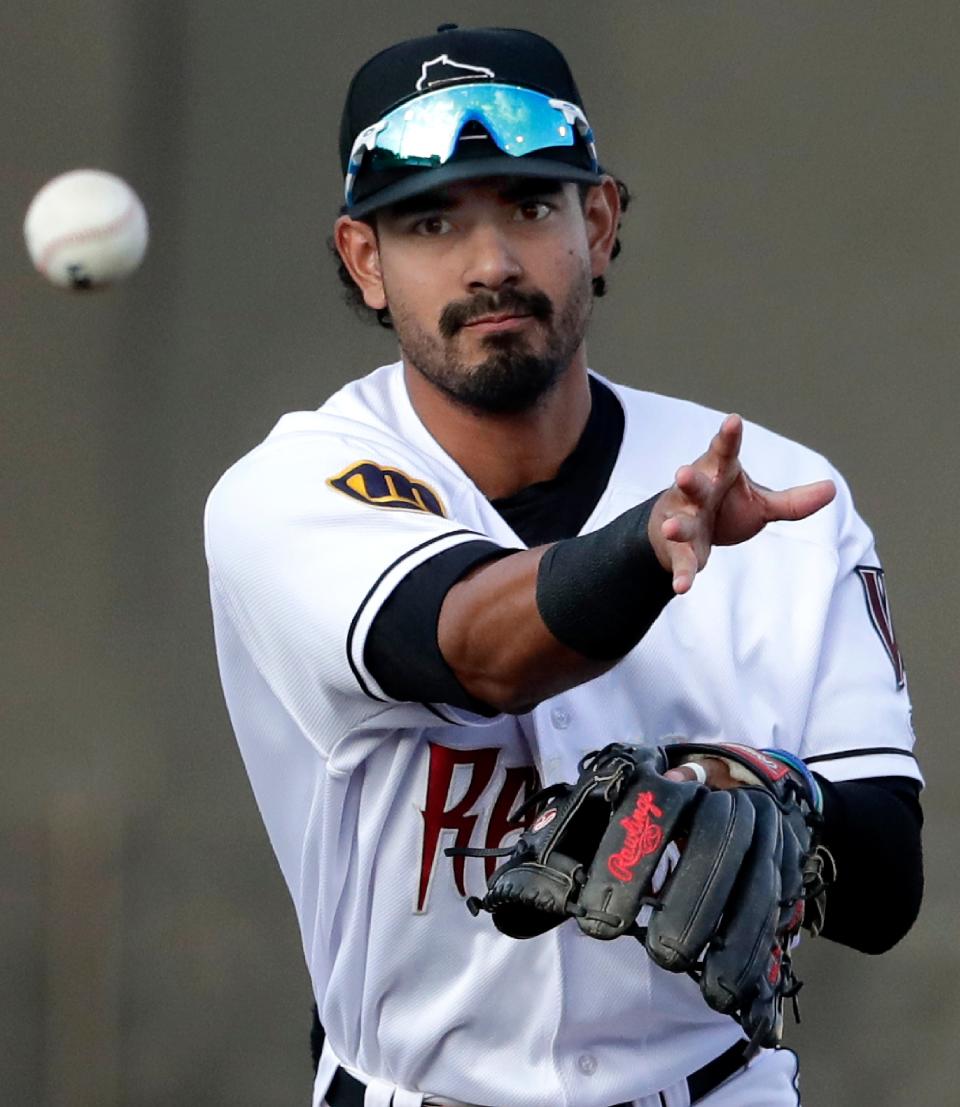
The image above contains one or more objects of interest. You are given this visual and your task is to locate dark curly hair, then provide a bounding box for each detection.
[329,178,632,329]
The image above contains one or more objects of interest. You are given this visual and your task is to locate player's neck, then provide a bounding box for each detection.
[403,354,593,501]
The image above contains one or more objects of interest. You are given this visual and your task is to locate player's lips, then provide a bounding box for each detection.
[461,313,533,333]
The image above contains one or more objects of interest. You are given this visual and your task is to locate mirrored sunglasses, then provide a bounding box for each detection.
[344,82,599,208]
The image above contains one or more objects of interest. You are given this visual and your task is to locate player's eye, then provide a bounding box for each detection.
[412,215,453,236]
[514,200,553,222]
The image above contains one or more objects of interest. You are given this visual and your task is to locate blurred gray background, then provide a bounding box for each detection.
[2,1,956,1104]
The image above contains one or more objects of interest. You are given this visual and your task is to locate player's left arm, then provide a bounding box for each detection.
[668,757,923,952]
[815,774,923,951]
[797,468,923,946]
[667,465,924,952]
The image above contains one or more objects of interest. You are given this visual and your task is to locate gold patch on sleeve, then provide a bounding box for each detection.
[327,460,447,517]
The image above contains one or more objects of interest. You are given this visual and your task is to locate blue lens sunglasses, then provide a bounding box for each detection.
[344,82,599,208]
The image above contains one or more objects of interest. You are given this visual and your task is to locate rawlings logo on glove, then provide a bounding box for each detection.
[608,791,664,881]
[447,741,834,1050]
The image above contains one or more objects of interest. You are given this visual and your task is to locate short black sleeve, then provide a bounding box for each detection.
[363,540,510,710]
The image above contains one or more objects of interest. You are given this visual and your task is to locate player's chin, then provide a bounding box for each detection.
[461,326,545,360]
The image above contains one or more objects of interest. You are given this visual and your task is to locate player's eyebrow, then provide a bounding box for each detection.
[497,179,566,202]
[384,179,567,219]
[385,190,458,217]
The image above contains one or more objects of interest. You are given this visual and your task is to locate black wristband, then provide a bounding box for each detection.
[535,493,675,660]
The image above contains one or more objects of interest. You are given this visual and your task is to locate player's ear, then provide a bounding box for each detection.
[581,176,621,281]
[334,215,386,311]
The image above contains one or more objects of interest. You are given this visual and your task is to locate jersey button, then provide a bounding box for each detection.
[550,707,571,729]
[577,1054,598,1076]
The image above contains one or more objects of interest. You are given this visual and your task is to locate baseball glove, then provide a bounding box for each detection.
[447,741,832,1048]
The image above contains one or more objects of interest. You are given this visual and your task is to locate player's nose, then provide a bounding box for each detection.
[462,223,524,291]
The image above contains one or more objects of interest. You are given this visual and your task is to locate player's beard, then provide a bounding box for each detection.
[390,267,593,415]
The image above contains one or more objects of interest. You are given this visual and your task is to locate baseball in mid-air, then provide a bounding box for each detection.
[23,169,149,290]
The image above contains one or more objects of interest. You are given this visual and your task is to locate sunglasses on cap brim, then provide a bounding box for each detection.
[344,82,599,208]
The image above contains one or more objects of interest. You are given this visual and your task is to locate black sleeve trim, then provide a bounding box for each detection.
[345,530,487,702]
[805,747,918,766]
[814,774,923,953]
[362,539,512,710]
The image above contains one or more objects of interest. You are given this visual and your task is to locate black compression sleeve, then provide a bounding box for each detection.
[364,540,510,711]
[535,494,675,659]
[814,775,923,953]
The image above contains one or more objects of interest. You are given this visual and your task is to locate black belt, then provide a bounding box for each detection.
[326,1039,750,1106]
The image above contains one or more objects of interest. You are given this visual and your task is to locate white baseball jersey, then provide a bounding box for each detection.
[205,361,919,1107]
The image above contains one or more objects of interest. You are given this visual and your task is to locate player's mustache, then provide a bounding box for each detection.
[439,289,554,339]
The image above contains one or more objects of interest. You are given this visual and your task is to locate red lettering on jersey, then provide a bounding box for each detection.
[419,744,498,911]
[855,566,905,689]
[483,765,541,882]
[607,791,664,883]
[418,745,540,911]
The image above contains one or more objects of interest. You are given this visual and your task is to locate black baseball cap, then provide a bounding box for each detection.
[339,25,603,217]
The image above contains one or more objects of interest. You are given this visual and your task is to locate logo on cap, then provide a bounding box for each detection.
[416,54,495,91]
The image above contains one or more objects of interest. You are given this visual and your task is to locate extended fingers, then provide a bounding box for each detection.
[655,416,754,593]
[708,413,743,466]
[681,414,744,495]
[674,465,714,503]
[660,512,699,544]
[758,479,837,522]
[665,541,700,595]
[659,506,708,592]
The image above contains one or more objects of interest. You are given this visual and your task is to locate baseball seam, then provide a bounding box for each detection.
[37,200,140,275]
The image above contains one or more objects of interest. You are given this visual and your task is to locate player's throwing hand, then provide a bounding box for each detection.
[649,414,837,594]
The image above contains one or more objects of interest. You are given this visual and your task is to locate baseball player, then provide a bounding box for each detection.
[205,25,923,1107]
